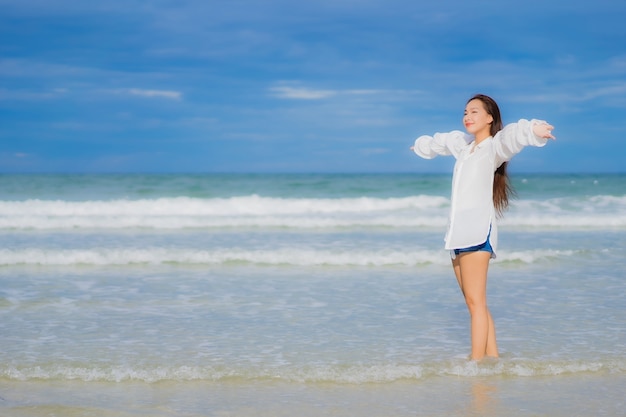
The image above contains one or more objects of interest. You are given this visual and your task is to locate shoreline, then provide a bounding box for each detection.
[1,372,624,417]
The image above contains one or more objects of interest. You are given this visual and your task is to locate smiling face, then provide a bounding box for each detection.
[463,99,494,141]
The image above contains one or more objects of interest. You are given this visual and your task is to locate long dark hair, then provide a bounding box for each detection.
[468,94,514,216]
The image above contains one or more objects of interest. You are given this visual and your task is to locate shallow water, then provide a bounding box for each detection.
[0,173,624,415]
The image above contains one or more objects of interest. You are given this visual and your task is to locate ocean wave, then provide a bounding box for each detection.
[1,358,623,383]
[0,195,623,230]
[0,195,447,230]
[0,247,578,267]
[0,195,448,217]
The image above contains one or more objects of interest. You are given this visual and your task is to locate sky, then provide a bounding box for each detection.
[1,0,625,174]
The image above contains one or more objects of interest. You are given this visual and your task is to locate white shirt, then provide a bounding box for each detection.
[413,119,549,257]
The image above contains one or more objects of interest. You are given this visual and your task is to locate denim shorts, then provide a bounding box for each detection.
[453,226,493,256]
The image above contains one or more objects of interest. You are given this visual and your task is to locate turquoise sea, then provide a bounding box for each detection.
[0,173,624,416]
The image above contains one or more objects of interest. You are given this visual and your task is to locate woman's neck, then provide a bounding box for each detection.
[474,132,491,144]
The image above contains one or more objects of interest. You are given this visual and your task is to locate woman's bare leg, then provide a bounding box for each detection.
[452,251,498,360]
[485,309,498,357]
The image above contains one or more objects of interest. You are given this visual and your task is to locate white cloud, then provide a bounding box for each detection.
[127,88,182,100]
[269,85,337,100]
[509,82,626,105]
[269,83,422,101]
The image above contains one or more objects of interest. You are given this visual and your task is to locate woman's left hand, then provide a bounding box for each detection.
[533,122,556,139]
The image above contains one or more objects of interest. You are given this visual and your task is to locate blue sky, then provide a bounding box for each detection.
[1,0,625,173]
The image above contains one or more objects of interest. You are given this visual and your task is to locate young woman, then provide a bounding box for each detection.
[411,94,555,360]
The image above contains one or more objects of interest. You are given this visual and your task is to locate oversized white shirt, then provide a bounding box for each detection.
[413,119,549,257]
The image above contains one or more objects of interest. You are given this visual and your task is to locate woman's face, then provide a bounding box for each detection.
[463,99,494,139]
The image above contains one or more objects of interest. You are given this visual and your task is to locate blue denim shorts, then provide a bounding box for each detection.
[453,238,493,255]
[453,226,493,256]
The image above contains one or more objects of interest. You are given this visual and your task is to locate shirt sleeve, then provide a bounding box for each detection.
[493,119,550,167]
[412,130,470,159]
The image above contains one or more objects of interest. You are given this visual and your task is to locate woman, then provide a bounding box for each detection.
[411,94,555,360]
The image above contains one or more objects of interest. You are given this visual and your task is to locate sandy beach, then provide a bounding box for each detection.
[2,372,625,416]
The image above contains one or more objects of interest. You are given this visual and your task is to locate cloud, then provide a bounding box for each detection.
[269,85,337,100]
[269,82,422,101]
[0,59,185,103]
[584,83,626,100]
[508,81,626,106]
[127,88,183,100]
[268,86,393,100]
[87,87,184,100]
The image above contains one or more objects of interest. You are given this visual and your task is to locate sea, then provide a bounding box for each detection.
[0,173,624,417]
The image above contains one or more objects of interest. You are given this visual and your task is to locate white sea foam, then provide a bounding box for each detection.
[0,247,580,267]
[0,195,623,230]
[0,195,448,216]
[1,358,622,383]
[0,196,449,230]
